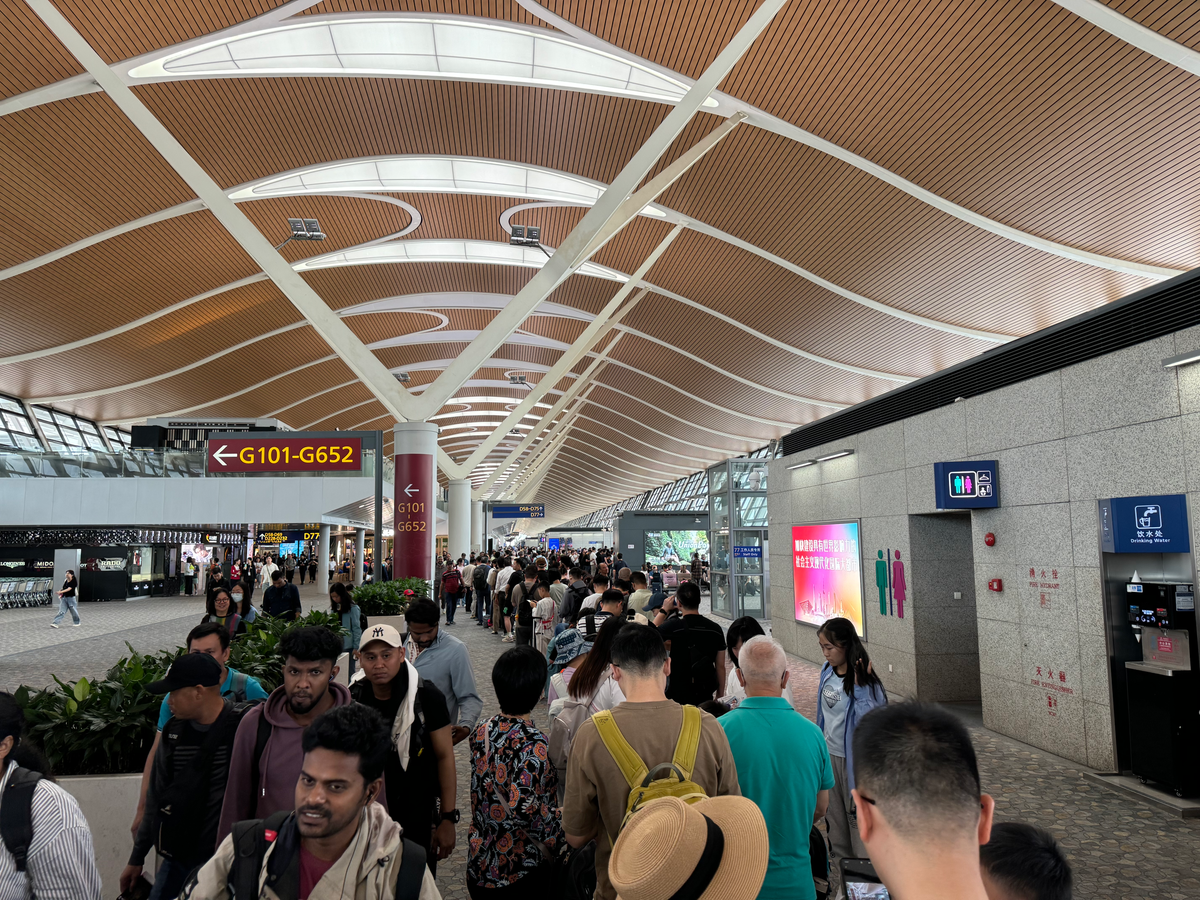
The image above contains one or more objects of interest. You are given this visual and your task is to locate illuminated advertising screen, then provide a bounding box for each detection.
[644,531,709,567]
[793,522,865,635]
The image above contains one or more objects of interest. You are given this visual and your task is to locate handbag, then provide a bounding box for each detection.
[481,723,595,899]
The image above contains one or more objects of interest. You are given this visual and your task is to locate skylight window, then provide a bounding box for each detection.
[295,239,626,282]
[128,15,720,109]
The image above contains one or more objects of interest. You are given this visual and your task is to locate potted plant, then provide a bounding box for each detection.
[353,577,429,634]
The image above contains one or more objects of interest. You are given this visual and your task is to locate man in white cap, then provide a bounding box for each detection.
[608,795,768,900]
[350,624,458,873]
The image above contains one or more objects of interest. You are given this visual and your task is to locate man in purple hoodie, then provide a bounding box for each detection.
[215,626,351,845]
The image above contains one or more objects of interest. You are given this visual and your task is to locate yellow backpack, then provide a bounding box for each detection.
[593,705,708,837]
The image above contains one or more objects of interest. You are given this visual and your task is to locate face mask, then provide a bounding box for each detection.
[231,593,243,602]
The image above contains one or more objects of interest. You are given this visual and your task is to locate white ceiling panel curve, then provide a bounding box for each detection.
[339,292,595,323]
[126,14,720,110]
[296,238,626,282]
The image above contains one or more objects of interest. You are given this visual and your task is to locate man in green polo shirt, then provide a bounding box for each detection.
[719,635,833,900]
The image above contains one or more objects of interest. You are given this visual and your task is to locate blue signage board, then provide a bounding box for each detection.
[732,546,762,558]
[491,504,545,518]
[933,460,999,509]
[548,538,561,551]
[1099,494,1190,554]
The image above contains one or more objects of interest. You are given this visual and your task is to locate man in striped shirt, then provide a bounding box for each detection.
[0,692,101,900]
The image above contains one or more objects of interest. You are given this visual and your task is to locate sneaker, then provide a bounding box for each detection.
[72,622,80,627]
[502,633,515,642]
[49,623,59,628]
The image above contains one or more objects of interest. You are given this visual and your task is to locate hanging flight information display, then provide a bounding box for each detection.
[792,521,865,635]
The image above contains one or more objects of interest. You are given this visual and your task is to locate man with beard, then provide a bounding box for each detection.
[181,704,440,900]
[216,627,351,844]
[352,624,457,873]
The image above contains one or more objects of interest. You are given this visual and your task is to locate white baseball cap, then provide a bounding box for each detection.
[359,622,403,650]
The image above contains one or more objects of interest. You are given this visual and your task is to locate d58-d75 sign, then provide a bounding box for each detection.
[206,437,363,473]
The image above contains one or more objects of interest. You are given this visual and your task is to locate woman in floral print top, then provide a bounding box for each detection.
[467,646,565,898]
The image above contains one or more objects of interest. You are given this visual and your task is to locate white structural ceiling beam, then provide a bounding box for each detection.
[405,0,790,420]
[23,0,466,479]
[473,335,624,498]
[458,226,685,476]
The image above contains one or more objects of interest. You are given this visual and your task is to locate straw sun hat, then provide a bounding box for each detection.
[608,795,769,900]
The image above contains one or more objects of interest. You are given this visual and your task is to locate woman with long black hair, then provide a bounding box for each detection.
[816,617,886,898]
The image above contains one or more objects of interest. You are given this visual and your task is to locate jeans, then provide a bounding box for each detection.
[475,586,490,624]
[444,592,458,623]
[149,858,192,900]
[52,595,79,625]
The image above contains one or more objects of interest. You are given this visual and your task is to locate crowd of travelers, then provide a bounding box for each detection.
[1,543,1073,900]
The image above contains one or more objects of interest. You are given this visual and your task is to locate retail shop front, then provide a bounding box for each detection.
[0,527,243,601]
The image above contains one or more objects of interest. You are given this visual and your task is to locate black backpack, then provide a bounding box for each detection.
[563,582,590,622]
[226,810,427,899]
[0,766,43,873]
[473,565,490,590]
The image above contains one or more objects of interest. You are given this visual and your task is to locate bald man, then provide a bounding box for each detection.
[719,637,832,900]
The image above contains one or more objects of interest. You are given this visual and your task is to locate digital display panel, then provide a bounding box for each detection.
[792,522,864,634]
[644,531,709,566]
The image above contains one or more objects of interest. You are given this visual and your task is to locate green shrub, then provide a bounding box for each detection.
[14,609,346,776]
[352,577,430,617]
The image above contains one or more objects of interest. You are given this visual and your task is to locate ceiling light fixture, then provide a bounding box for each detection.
[787,460,817,470]
[510,224,550,259]
[394,372,411,383]
[1163,349,1200,369]
[276,217,326,249]
[816,450,855,462]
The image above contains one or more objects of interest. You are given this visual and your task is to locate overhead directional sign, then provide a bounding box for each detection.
[206,436,362,473]
[492,504,545,518]
[257,529,321,544]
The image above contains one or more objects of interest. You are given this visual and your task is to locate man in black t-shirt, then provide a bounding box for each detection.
[351,624,457,873]
[652,581,727,705]
[510,564,540,647]
[261,569,302,620]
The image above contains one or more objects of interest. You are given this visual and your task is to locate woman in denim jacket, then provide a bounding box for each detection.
[815,617,887,899]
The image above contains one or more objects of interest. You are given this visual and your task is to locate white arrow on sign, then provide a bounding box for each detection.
[404,483,419,497]
[211,445,237,466]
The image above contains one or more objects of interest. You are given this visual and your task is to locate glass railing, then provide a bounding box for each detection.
[0,449,387,479]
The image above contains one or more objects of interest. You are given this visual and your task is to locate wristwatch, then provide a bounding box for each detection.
[441,809,461,824]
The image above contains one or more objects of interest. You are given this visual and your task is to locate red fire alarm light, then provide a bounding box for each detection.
[984,532,996,547]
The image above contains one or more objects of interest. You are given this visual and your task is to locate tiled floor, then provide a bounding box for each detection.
[3,586,1199,898]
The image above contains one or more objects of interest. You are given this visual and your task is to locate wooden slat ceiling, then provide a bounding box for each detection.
[2,0,1197,524]
[0,0,82,101]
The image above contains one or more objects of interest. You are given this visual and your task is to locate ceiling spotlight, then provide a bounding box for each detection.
[510,223,549,257]
[276,217,326,250]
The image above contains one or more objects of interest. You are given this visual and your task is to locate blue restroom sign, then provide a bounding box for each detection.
[934,460,999,509]
[1099,494,1190,554]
